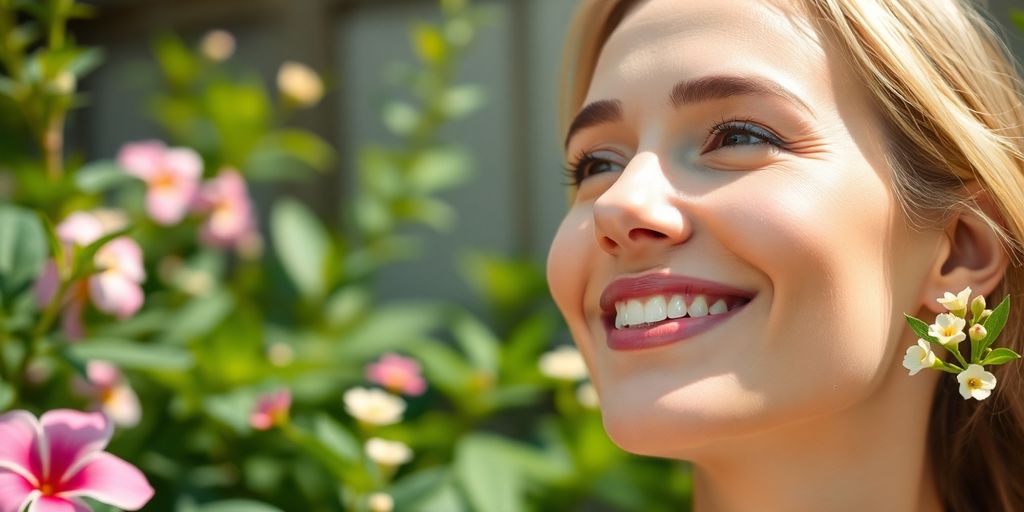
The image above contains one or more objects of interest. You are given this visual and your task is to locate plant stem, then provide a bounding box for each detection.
[43,112,65,181]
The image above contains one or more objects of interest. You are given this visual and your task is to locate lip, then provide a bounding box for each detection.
[599,273,757,351]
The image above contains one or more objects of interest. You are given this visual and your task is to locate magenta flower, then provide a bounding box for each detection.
[73,362,142,428]
[250,389,292,431]
[0,409,154,512]
[117,140,202,225]
[365,353,427,396]
[34,211,146,340]
[191,169,258,250]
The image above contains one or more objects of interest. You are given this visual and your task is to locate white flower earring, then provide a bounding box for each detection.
[903,287,1020,400]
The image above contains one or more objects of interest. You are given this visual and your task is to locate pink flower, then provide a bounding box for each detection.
[250,389,292,431]
[192,169,258,250]
[0,409,154,512]
[365,353,426,396]
[73,362,142,428]
[34,211,146,340]
[117,140,202,225]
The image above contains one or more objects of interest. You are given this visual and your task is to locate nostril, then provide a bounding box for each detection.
[600,236,619,252]
[628,228,669,242]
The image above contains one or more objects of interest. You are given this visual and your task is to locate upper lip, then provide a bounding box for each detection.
[598,273,757,314]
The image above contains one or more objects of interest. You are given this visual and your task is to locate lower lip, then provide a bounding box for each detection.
[603,301,751,351]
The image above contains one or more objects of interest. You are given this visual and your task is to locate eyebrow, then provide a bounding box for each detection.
[564,75,811,149]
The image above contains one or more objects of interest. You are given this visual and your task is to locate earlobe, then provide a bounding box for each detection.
[922,195,1010,314]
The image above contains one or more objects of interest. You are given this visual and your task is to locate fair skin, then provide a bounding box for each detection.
[548,0,1006,510]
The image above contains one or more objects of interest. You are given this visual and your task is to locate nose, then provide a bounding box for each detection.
[592,152,691,256]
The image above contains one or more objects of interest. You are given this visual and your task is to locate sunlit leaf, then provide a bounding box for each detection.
[0,204,47,308]
[65,338,194,370]
[74,160,134,192]
[454,434,525,512]
[270,199,330,300]
[193,500,283,512]
[407,147,470,193]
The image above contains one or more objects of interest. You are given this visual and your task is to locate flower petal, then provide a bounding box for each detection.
[27,496,90,512]
[0,470,38,512]
[88,272,144,319]
[39,410,111,483]
[60,452,153,510]
[116,140,166,180]
[0,411,43,484]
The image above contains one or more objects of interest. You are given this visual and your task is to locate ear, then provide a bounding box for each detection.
[922,188,1010,314]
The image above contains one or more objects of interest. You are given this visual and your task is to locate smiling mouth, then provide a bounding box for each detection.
[598,274,756,351]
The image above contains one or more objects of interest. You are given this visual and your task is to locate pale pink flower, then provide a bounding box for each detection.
[0,409,154,511]
[250,389,292,431]
[34,211,146,340]
[365,353,426,396]
[117,140,202,225]
[73,362,142,428]
[192,169,258,249]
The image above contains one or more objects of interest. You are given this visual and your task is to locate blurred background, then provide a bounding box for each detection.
[1,0,1023,511]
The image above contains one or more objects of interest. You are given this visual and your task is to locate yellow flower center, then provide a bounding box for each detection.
[153,169,178,190]
[942,325,958,336]
[968,377,982,389]
[39,482,54,495]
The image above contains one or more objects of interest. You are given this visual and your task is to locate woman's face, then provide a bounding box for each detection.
[547,0,941,458]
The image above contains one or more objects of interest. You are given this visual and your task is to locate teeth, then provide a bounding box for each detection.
[644,296,667,323]
[626,300,644,327]
[614,293,745,329]
[689,296,708,317]
[667,295,686,319]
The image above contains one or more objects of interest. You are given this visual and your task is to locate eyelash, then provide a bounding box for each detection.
[563,119,786,187]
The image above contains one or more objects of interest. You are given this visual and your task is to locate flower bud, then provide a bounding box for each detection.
[368,493,394,512]
[277,61,324,108]
[971,295,986,323]
[979,309,993,322]
[969,323,987,342]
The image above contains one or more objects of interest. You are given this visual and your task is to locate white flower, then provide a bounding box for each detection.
[365,437,413,466]
[368,492,394,512]
[538,346,588,381]
[902,339,938,376]
[936,286,971,314]
[957,364,997,400]
[200,29,235,62]
[343,387,405,425]
[928,313,967,346]
[277,61,324,107]
[576,382,599,409]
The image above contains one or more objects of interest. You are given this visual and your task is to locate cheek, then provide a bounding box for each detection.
[547,208,595,325]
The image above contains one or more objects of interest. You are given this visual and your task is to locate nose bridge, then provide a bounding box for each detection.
[592,151,690,254]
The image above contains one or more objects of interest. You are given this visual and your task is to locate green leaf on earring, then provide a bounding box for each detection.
[980,295,1011,353]
[904,314,939,344]
[980,347,1021,366]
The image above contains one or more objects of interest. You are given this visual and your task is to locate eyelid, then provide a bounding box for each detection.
[701,119,787,153]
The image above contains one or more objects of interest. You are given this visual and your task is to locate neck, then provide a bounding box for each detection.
[689,364,943,512]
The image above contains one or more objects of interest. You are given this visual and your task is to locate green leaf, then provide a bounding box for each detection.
[981,295,1011,352]
[313,414,360,462]
[270,200,330,300]
[157,289,235,345]
[382,102,420,137]
[407,147,471,193]
[390,467,469,512]
[454,434,525,512]
[74,160,134,192]
[440,85,484,119]
[154,32,200,87]
[65,338,194,370]
[981,347,1021,366]
[268,129,335,171]
[0,381,14,411]
[193,500,284,512]
[404,340,475,395]
[450,311,499,374]
[413,24,447,64]
[71,227,132,281]
[903,313,938,344]
[337,302,446,360]
[0,204,47,307]
[1012,9,1024,32]
[67,47,103,78]
[203,388,259,434]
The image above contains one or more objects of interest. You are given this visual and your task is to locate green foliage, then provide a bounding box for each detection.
[0,0,697,510]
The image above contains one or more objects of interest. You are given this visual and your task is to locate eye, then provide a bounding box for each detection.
[702,120,785,154]
[564,150,626,186]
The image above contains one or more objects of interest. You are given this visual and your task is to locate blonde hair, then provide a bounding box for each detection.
[561,0,1024,509]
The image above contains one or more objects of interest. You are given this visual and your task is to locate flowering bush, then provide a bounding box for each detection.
[0,0,696,510]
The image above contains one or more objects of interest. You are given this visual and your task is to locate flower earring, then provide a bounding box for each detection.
[903,287,1020,400]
